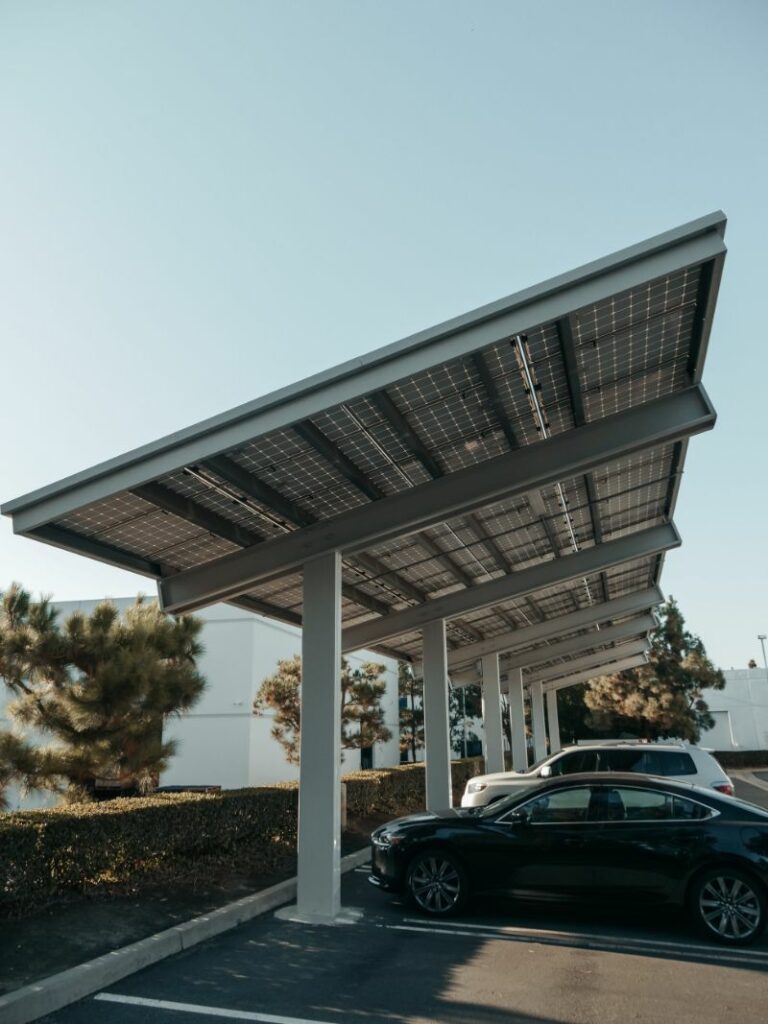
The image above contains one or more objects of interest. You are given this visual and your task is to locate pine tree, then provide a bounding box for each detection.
[253,655,392,765]
[583,598,724,742]
[0,584,205,805]
[448,684,481,756]
[398,661,424,763]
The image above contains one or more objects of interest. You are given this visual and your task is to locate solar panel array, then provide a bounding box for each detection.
[42,255,715,672]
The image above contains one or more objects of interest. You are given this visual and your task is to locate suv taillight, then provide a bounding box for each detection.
[713,782,734,797]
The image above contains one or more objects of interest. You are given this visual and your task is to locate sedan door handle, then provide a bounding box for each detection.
[563,837,584,847]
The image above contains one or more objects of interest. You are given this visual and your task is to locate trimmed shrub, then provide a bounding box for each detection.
[0,758,486,912]
[0,785,298,911]
[344,758,484,817]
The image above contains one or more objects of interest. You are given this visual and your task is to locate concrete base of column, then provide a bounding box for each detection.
[274,905,363,926]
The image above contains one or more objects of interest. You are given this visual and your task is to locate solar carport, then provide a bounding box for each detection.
[1,211,726,925]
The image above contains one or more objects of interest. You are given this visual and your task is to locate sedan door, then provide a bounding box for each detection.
[477,786,603,901]
[587,786,715,902]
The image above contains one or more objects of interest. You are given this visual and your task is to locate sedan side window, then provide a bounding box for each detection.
[614,788,672,821]
[517,787,593,824]
[594,788,715,822]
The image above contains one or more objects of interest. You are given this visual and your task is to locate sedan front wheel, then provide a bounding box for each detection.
[406,849,467,916]
[691,867,766,945]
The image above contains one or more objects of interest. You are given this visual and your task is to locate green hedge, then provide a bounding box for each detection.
[343,757,484,817]
[0,785,298,912]
[0,759,485,912]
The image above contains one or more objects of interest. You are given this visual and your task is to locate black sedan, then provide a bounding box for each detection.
[369,773,768,945]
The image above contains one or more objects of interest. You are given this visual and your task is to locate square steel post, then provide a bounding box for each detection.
[509,668,528,771]
[481,653,505,774]
[530,680,547,762]
[423,619,452,810]
[546,689,561,754]
[295,551,342,922]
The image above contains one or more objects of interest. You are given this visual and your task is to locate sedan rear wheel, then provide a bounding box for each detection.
[407,850,466,916]
[692,868,766,945]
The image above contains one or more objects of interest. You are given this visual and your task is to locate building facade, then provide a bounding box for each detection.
[699,667,768,752]
[0,597,402,811]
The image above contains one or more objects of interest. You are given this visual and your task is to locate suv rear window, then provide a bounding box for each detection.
[642,751,697,776]
[597,748,697,776]
[599,749,646,772]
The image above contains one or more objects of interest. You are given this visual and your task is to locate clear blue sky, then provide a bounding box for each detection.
[1,0,766,670]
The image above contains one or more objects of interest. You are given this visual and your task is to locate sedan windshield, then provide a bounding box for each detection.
[475,782,541,817]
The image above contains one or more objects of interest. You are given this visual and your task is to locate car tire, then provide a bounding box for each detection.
[406,848,468,916]
[690,866,767,945]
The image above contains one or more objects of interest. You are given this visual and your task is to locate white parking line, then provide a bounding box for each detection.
[399,915,768,956]
[380,921,768,965]
[94,993,339,1023]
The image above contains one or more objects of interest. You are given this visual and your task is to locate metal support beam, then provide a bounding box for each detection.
[524,639,650,688]
[541,654,648,693]
[294,421,384,502]
[6,215,725,537]
[442,587,663,670]
[294,551,342,923]
[133,481,262,549]
[342,524,678,652]
[417,533,474,588]
[530,681,547,761]
[456,638,650,689]
[423,620,452,811]
[481,654,504,774]
[158,387,712,614]
[546,690,561,754]
[500,614,656,672]
[370,391,444,480]
[203,454,316,528]
[509,669,528,772]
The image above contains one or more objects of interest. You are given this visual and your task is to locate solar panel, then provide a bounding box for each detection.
[3,214,726,661]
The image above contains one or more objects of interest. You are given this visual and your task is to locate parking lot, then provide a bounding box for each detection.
[36,775,768,1024]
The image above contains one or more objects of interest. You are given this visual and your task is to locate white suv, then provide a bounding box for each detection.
[461,742,734,808]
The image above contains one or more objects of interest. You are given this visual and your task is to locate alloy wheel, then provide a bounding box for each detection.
[698,874,763,942]
[408,855,462,914]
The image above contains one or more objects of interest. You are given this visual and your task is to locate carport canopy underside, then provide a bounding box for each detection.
[3,211,725,690]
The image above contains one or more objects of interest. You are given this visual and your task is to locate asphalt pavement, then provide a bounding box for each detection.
[37,792,768,1024]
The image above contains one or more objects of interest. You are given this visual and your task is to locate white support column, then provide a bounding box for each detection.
[547,689,561,754]
[509,668,528,772]
[423,619,452,810]
[481,653,504,774]
[289,551,344,924]
[530,680,547,762]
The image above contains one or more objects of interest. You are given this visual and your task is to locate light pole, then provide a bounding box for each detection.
[759,635,768,679]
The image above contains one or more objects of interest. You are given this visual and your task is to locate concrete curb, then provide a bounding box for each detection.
[0,846,371,1024]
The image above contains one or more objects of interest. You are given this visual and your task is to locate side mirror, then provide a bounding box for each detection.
[504,809,530,827]
[539,765,552,779]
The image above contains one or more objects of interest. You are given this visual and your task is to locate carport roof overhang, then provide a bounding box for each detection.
[2,212,726,663]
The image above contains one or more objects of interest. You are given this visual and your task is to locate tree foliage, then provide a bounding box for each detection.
[0,584,206,806]
[554,684,604,745]
[583,598,724,742]
[398,661,424,763]
[449,683,481,756]
[253,655,392,765]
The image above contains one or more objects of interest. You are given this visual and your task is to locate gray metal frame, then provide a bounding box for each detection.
[156,387,711,614]
[442,587,663,670]
[3,212,725,535]
[341,523,679,651]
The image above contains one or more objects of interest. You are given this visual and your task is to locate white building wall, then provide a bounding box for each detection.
[700,667,768,752]
[162,605,401,788]
[1,596,402,808]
